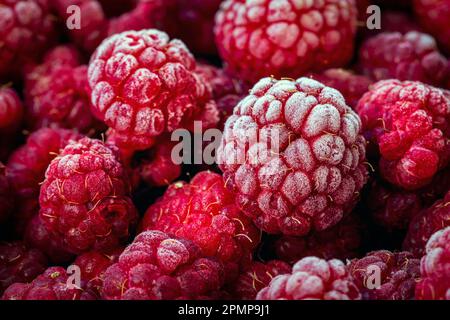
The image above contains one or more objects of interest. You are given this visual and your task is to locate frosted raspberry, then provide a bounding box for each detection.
[275,213,363,263]
[403,191,450,257]
[0,87,23,132]
[2,266,97,300]
[88,29,218,150]
[356,80,450,190]
[214,0,358,84]
[359,31,449,87]
[415,227,450,300]
[38,137,138,254]
[413,0,450,55]
[7,128,82,235]
[0,0,56,79]
[0,242,48,295]
[229,260,291,300]
[0,162,13,223]
[349,250,420,300]
[218,77,368,236]
[307,69,373,109]
[102,230,225,300]
[24,46,99,133]
[256,257,361,300]
[141,171,260,282]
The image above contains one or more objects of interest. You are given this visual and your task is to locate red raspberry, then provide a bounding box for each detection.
[140,171,260,282]
[0,87,23,133]
[101,230,225,300]
[356,80,450,190]
[38,137,138,254]
[413,0,450,55]
[0,0,57,79]
[415,227,450,300]
[348,250,420,300]
[403,191,450,257]
[218,77,368,236]
[274,213,363,263]
[229,260,291,300]
[7,128,82,235]
[24,46,99,133]
[88,29,218,151]
[307,69,373,109]
[379,11,421,35]
[0,162,13,223]
[2,266,97,300]
[256,257,361,300]
[0,242,48,295]
[214,0,358,84]
[358,31,449,87]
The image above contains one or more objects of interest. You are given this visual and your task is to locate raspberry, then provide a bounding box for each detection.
[256,257,361,300]
[7,128,82,235]
[24,46,99,133]
[2,266,97,300]
[0,0,56,79]
[379,11,421,35]
[229,260,291,300]
[356,80,450,190]
[0,162,13,223]
[0,87,23,133]
[0,242,48,295]
[214,0,358,84]
[358,31,449,87]
[307,69,373,109]
[140,171,260,282]
[218,77,368,236]
[403,191,450,257]
[274,213,363,263]
[413,0,450,55]
[415,227,450,300]
[38,137,138,254]
[348,250,420,300]
[101,230,225,300]
[88,29,218,151]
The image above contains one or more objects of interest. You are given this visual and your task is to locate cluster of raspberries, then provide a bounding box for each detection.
[1,0,450,302]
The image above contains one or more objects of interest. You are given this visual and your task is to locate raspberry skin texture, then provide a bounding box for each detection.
[7,128,82,235]
[140,171,260,282]
[230,260,291,300]
[0,162,13,223]
[214,0,358,84]
[307,69,373,109]
[88,29,218,151]
[403,191,450,257]
[356,80,450,190]
[0,242,48,295]
[256,257,361,300]
[358,31,449,87]
[101,230,225,300]
[0,87,23,132]
[275,213,363,263]
[415,227,450,300]
[38,137,138,254]
[2,266,97,300]
[413,0,450,55]
[0,0,57,79]
[218,77,368,236]
[349,250,420,300]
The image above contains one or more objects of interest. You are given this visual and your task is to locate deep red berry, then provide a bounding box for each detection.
[0,87,23,132]
[256,257,361,300]
[102,230,226,300]
[218,77,368,236]
[0,162,13,223]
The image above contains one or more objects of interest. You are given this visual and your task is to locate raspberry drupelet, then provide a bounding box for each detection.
[356,80,450,190]
[88,29,218,151]
[214,0,358,84]
[0,87,23,133]
[101,230,226,300]
[358,31,449,87]
[348,250,420,300]
[256,256,361,300]
[217,77,368,236]
[140,171,260,282]
[38,137,138,254]
[0,242,48,295]
[415,227,450,300]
